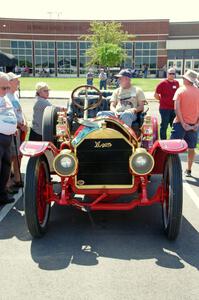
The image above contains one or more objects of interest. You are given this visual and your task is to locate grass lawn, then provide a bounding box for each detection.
[20,77,161,92]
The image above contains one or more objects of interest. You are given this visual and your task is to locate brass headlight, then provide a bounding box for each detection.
[53,150,78,177]
[130,148,154,175]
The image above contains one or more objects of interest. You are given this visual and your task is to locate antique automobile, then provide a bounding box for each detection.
[20,85,187,240]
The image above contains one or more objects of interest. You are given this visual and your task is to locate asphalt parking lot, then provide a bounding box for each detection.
[0,99,198,300]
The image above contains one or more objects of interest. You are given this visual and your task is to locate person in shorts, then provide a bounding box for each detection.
[171,69,199,177]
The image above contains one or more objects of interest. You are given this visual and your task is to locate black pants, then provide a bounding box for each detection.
[0,133,12,197]
[29,128,42,141]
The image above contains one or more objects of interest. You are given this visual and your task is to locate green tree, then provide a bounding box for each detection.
[81,21,134,68]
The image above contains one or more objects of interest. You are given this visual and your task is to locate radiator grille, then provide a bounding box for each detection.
[76,138,133,187]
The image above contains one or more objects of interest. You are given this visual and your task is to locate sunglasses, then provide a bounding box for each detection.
[0,86,10,90]
[42,89,50,92]
[168,73,175,75]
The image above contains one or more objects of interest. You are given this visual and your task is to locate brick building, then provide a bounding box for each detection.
[0,18,198,77]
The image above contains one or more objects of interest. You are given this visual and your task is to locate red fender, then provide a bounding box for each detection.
[151,139,188,154]
[149,139,188,174]
[20,141,58,157]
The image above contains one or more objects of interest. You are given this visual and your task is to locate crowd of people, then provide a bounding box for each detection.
[97,67,199,177]
[0,67,198,205]
[0,72,52,205]
[86,68,108,89]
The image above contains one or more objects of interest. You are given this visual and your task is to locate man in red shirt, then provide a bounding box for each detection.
[154,68,179,139]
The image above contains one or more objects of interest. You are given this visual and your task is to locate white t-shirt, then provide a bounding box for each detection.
[110,86,145,112]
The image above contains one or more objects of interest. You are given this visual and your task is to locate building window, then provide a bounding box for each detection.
[168,50,184,59]
[10,40,33,72]
[134,42,158,72]
[122,42,133,68]
[34,41,55,75]
[79,42,92,74]
[57,41,77,75]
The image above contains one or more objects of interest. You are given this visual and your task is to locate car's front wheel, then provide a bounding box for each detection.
[24,155,51,238]
[162,154,183,240]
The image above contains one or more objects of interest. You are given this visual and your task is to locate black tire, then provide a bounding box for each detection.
[42,106,60,146]
[162,154,183,240]
[24,155,51,238]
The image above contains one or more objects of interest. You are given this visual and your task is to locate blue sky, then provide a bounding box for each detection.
[1,0,199,21]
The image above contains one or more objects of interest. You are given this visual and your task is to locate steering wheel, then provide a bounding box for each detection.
[71,85,103,111]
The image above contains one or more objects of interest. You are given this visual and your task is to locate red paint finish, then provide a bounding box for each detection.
[20,141,58,157]
[37,162,50,224]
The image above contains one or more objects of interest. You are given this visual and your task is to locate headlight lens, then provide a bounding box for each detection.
[130,148,154,175]
[53,150,78,176]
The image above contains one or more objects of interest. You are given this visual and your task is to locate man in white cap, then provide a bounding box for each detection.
[154,68,179,139]
[0,72,17,204]
[171,69,199,177]
[29,82,52,141]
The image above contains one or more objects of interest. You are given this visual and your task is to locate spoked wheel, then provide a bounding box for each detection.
[162,154,183,240]
[24,155,51,238]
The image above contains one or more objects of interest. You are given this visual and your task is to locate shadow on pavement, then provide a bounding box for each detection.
[0,197,30,242]
[0,175,198,272]
[30,204,199,271]
[185,177,199,188]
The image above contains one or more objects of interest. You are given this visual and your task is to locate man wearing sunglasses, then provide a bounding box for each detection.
[154,68,179,139]
[0,72,17,204]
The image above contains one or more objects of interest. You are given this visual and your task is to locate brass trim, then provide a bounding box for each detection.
[74,127,135,189]
[74,178,134,190]
[129,148,155,176]
[74,127,135,149]
[53,149,78,177]
[95,117,134,141]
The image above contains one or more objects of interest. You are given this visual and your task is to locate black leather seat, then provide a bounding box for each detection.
[67,96,108,132]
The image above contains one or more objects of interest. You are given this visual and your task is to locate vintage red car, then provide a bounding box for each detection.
[20,85,187,240]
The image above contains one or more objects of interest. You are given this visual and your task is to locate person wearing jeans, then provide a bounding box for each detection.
[86,69,94,86]
[159,108,176,140]
[154,68,179,139]
[99,68,107,90]
[97,69,145,128]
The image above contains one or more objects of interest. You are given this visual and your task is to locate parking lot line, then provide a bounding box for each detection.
[183,179,199,210]
[0,189,23,223]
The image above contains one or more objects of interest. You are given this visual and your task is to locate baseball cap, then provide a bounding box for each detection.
[115,69,132,78]
[7,72,21,80]
[35,82,49,92]
[167,68,176,74]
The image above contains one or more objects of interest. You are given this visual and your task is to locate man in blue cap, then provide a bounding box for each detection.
[97,69,145,127]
